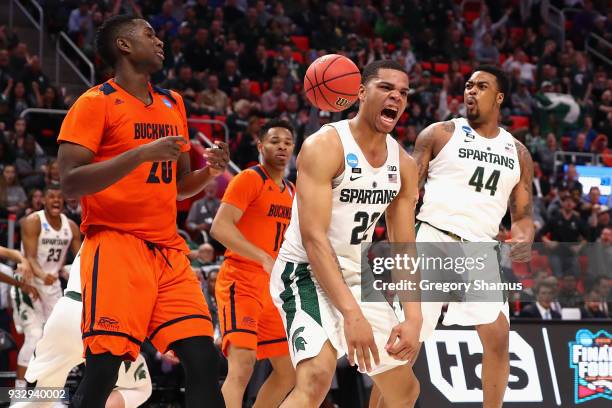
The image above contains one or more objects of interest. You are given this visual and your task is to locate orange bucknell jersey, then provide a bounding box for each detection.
[222,165,294,270]
[58,79,189,251]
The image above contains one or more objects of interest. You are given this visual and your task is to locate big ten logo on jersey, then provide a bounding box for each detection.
[424,330,543,403]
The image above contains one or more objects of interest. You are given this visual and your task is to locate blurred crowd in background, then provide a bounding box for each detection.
[0,0,610,402]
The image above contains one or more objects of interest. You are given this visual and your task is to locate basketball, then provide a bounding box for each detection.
[304,54,361,112]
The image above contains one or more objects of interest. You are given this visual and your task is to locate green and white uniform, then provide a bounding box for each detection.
[271,120,403,375]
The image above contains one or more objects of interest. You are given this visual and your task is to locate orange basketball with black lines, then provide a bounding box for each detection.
[304,54,361,112]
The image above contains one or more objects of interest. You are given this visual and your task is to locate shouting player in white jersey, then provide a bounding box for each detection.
[413,65,534,407]
[11,183,81,389]
[271,60,422,408]
[11,252,152,408]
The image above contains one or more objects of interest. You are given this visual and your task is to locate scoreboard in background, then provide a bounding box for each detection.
[414,322,611,407]
[572,165,612,205]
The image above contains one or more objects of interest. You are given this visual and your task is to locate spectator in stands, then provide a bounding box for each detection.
[571,52,592,104]
[580,186,603,219]
[14,134,47,190]
[556,164,583,195]
[234,7,263,51]
[570,132,591,165]
[219,59,241,96]
[184,28,214,73]
[199,74,230,115]
[63,197,82,225]
[24,187,43,216]
[0,49,12,92]
[540,192,587,277]
[44,159,60,188]
[443,28,469,62]
[0,164,27,215]
[226,99,251,145]
[580,290,609,318]
[202,268,220,344]
[520,279,562,319]
[557,274,583,308]
[503,49,536,85]
[280,95,301,133]
[235,116,262,169]
[588,226,612,277]
[590,133,612,166]
[21,56,49,97]
[185,180,221,244]
[242,45,275,83]
[0,139,15,168]
[151,0,180,38]
[190,243,220,276]
[276,62,296,95]
[9,43,29,74]
[474,33,499,65]
[472,6,511,53]
[261,76,288,115]
[67,1,93,46]
[594,89,612,133]
[511,80,535,116]
[4,118,42,159]
[589,275,611,316]
[6,80,35,119]
[393,37,417,73]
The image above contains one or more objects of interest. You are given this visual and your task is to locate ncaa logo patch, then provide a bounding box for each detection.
[346,153,359,168]
[462,125,474,139]
[162,98,172,108]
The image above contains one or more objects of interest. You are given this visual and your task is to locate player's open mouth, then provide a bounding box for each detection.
[466,98,476,108]
[380,107,398,125]
[156,51,165,60]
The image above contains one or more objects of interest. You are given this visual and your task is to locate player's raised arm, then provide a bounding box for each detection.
[384,149,422,362]
[508,140,535,262]
[298,127,380,372]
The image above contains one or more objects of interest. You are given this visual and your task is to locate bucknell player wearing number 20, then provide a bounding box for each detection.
[57,15,229,407]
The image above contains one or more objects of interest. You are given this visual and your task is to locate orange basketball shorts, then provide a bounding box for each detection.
[215,261,288,360]
[80,228,213,361]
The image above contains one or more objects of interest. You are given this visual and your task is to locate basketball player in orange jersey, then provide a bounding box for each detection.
[210,119,296,408]
[56,15,229,407]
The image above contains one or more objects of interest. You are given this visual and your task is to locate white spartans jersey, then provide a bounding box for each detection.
[417,117,521,241]
[25,210,73,281]
[279,120,401,286]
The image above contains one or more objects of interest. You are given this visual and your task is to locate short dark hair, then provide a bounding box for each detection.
[259,119,294,141]
[44,182,61,194]
[361,60,408,85]
[473,65,509,96]
[95,15,139,67]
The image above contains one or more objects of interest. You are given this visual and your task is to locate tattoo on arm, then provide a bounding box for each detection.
[441,120,455,133]
[509,140,534,220]
[413,121,453,189]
